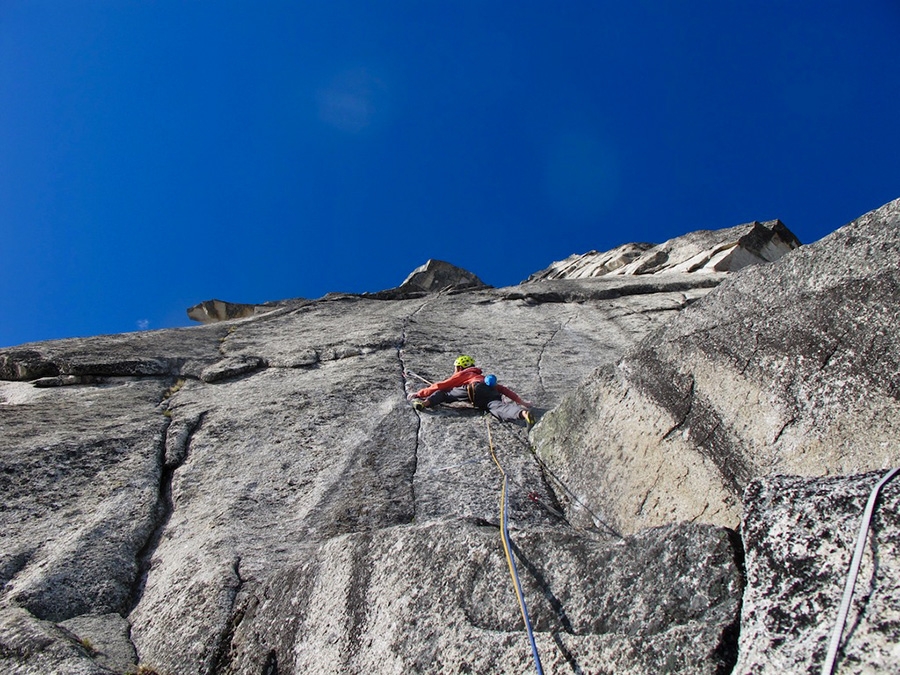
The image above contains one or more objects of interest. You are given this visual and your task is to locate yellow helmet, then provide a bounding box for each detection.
[454,355,475,368]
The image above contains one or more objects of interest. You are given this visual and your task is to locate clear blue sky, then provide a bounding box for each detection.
[2,2,899,348]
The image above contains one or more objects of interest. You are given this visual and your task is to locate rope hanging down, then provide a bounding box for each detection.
[486,416,544,675]
[406,366,543,671]
[821,466,900,675]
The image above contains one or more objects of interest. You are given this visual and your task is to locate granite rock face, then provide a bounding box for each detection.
[735,471,900,674]
[533,198,900,535]
[187,299,283,324]
[528,219,800,281]
[1,202,899,674]
[397,258,487,293]
[216,522,742,675]
[0,280,735,673]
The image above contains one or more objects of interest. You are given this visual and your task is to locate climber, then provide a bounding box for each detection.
[407,355,536,425]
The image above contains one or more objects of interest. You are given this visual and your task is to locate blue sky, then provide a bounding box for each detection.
[2,2,899,348]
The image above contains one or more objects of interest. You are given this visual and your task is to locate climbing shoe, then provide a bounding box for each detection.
[522,409,536,427]
[412,399,427,412]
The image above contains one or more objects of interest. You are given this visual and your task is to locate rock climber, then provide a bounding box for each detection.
[407,354,536,425]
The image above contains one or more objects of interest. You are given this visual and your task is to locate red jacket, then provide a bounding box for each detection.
[415,367,525,405]
[416,366,484,398]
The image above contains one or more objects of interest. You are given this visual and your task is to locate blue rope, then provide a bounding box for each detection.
[502,472,544,675]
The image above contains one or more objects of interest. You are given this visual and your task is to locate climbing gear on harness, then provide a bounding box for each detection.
[454,354,475,368]
[467,381,502,409]
[486,416,544,675]
[484,374,497,387]
[412,399,428,412]
[821,467,900,675]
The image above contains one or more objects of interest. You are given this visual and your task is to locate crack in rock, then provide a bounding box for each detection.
[396,302,433,518]
[129,409,207,614]
[207,556,246,675]
[536,316,573,399]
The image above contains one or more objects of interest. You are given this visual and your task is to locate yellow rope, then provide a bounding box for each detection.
[486,416,544,674]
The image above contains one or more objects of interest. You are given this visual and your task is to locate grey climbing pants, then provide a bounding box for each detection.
[426,387,524,423]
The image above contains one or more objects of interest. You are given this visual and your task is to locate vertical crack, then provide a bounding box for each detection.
[712,528,745,675]
[536,315,574,399]
[128,409,207,614]
[396,303,430,521]
[397,335,421,520]
[208,555,246,675]
[343,533,374,667]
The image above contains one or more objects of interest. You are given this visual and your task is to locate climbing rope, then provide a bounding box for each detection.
[404,368,433,387]
[405,365,545,672]
[486,416,544,675]
[821,466,900,675]
[489,418,623,540]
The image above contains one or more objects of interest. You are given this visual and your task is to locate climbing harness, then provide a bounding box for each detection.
[821,467,900,675]
[486,416,544,675]
[467,380,502,409]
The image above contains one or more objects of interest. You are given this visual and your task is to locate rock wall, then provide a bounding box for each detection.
[186,299,282,324]
[1,201,898,674]
[736,471,900,674]
[533,197,900,537]
[527,218,800,280]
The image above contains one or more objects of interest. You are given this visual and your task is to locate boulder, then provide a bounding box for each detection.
[187,299,281,324]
